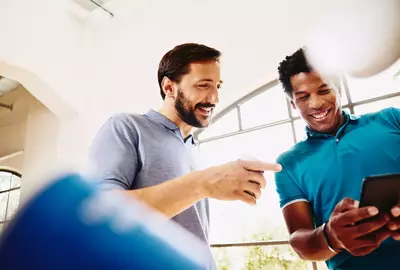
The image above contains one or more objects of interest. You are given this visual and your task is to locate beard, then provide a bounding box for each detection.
[174,88,213,128]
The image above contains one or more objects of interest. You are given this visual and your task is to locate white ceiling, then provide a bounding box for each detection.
[82,0,326,113]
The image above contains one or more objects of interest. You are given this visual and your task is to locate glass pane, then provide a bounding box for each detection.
[10,174,21,189]
[346,60,400,102]
[0,223,4,235]
[198,108,239,140]
[0,192,9,222]
[200,123,295,243]
[212,245,313,270]
[6,189,20,220]
[0,171,11,192]
[240,84,289,129]
[294,119,307,143]
[354,97,400,115]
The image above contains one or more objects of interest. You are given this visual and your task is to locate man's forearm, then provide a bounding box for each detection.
[290,226,337,261]
[119,170,208,218]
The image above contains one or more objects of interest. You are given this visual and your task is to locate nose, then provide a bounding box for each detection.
[208,87,219,105]
[309,94,325,109]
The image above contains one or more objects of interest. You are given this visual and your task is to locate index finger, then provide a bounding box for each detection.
[239,159,282,172]
[334,197,359,213]
[336,206,379,225]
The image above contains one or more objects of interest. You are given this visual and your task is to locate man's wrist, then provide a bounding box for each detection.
[323,222,344,253]
[188,169,211,199]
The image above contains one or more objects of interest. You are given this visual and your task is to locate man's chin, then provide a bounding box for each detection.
[309,123,336,134]
[195,121,210,129]
[193,114,211,128]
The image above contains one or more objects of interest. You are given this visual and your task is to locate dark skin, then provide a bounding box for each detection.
[284,72,398,261]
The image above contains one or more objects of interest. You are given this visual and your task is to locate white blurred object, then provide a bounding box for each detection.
[305,0,400,78]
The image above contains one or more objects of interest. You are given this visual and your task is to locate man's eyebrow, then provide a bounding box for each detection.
[294,91,308,96]
[196,79,224,84]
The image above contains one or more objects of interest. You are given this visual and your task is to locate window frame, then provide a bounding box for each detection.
[0,169,22,229]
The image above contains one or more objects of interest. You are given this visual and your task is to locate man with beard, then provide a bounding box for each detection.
[275,48,400,270]
[87,43,281,265]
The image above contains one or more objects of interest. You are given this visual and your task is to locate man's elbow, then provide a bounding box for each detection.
[289,233,313,261]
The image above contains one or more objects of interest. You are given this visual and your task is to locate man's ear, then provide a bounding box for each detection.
[161,77,176,99]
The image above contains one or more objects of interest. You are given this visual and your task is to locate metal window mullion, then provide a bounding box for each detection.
[237,106,243,131]
[199,118,295,144]
[211,240,289,248]
[0,186,21,195]
[286,97,297,144]
[351,91,400,107]
[342,76,355,114]
[3,176,11,223]
[312,261,318,270]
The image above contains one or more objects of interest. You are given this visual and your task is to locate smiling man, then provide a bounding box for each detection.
[87,43,281,269]
[275,48,400,270]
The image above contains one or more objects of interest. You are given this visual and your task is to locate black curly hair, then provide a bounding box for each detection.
[278,48,312,98]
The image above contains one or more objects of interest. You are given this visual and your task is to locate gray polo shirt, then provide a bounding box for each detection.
[87,110,210,244]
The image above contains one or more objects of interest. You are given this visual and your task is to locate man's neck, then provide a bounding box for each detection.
[158,107,193,139]
[330,111,346,136]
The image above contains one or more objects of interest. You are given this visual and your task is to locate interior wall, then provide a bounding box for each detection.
[19,98,60,203]
[0,122,27,157]
[0,86,32,173]
[0,83,95,204]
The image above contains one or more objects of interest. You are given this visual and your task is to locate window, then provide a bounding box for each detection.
[196,71,400,270]
[198,108,239,140]
[200,124,294,244]
[354,96,400,115]
[240,84,289,129]
[0,170,21,234]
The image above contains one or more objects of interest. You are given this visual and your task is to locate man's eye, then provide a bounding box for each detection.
[297,95,309,101]
[198,84,210,89]
[320,89,330,94]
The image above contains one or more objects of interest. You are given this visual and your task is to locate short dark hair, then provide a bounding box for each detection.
[158,43,221,100]
[278,47,312,98]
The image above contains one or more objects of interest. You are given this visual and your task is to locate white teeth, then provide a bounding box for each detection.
[313,110,328,119]
[200,107,212,112]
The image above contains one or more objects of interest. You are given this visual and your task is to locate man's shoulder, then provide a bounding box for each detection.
[357,107,400,126]
[104,112,154,131]
[108,112,146,124]
[358,107,396,119]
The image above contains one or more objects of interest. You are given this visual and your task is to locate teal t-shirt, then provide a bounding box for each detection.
[275,107,400,269]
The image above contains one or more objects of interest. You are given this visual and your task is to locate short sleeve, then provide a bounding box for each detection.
[388,107,400,129]
[275,159,308,209]
[86,114,141,190]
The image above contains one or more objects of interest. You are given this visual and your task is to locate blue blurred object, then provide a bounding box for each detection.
[0,174,213,270]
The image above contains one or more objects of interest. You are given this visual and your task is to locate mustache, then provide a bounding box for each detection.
[196,103,215,109]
